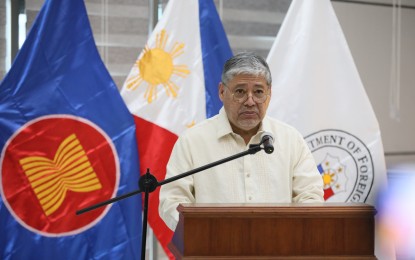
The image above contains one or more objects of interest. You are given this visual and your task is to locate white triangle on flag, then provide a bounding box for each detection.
[121,0,206,136]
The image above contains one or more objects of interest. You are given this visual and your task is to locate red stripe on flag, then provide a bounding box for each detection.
[324,187,335,201]
[133,116,177,259]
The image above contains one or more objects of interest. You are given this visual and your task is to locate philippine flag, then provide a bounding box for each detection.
[120,0,232,257]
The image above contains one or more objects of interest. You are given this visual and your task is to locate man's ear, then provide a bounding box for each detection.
[219,82,225,101]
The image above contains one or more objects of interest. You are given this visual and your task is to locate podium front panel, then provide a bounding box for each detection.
[168,203,376,259]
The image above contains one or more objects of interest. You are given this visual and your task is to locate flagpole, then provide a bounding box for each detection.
[140,169,154,260]
[148,0,159,36]
[76,142,267,260]
[147,2,159,257]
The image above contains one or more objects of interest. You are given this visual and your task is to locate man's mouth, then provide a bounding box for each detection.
[239,110,258,117]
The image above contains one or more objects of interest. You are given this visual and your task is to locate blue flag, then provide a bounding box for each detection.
[0,0,142,259]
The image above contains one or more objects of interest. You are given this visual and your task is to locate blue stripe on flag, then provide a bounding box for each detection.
[0,0,142,259]
[198,0,233,118]
[317,164,324,174]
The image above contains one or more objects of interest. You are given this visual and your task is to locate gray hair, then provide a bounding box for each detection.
[221,52,272,86]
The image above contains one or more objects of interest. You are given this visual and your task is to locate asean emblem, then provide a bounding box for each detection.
[305,129,374,202]
[0,115,119,236]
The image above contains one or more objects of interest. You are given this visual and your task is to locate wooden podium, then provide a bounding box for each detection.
[168,203,376,259]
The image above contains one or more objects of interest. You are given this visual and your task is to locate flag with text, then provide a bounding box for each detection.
[266,1,388,257]
[267,0,387,206]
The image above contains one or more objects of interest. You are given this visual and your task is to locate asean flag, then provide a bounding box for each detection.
[120,0,232,257]
[0,0,142,259]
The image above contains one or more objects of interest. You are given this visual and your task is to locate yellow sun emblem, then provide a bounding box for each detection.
[322,169,336,189]
[186,121,195,128]
[125,29,191,103]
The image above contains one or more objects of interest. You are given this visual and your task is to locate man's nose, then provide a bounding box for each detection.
[244,95,256,106]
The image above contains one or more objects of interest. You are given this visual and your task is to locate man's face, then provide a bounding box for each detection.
[219,74,271,135]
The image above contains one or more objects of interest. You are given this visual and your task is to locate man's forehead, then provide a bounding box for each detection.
[230,74,268,87]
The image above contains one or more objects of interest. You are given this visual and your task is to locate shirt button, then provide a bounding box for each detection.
[247,173,250,178]
[248,196,252,201]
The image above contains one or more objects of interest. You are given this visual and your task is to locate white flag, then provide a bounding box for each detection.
[267,0,387,205]
[266,0,390,258]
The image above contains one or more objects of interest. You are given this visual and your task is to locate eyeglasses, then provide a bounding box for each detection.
[226,86,270,104]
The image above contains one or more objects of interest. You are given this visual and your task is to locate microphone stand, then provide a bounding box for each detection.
[76,142,268,260]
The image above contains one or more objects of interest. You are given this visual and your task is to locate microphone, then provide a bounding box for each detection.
[261,132,274,154]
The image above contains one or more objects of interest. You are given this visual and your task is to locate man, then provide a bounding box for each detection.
[159,52,324,231]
